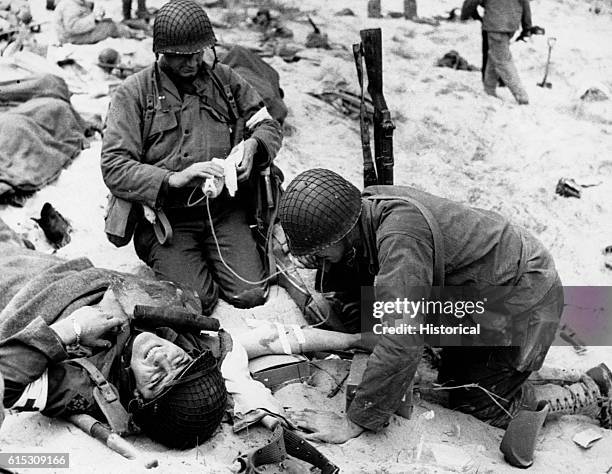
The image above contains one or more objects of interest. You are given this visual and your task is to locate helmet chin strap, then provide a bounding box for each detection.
[210,45,218,69]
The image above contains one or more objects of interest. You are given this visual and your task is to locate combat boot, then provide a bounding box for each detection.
[534,366,611,428]
[586,363,612,427]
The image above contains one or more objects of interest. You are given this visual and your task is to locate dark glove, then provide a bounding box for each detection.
[516,29,532,42]
[516,26,545,42]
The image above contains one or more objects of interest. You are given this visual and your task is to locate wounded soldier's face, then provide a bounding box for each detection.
[130,332,193,400]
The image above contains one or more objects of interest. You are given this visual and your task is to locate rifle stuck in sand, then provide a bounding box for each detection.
[353,29,395,187]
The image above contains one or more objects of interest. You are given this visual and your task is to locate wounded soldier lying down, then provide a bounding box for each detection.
[0,243,362,448]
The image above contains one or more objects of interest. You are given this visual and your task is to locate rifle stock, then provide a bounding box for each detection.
[359,29,395,186]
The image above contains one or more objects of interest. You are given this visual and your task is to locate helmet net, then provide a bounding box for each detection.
[279,168,362,256]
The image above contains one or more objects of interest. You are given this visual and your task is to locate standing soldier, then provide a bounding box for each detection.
[461,0,532,104]
[122,0,149,22]
[101,0,282,314]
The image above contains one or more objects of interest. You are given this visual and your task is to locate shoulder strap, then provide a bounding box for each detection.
[209,66,240,122]
[364,195,445,287]
[141,64,171,148]
[142,92,155,148]
[72,357,131,435]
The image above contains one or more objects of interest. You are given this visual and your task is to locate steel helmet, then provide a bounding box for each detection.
[131,350,227,449]
[153,0,217,55]
[279,168,362,257]
[98,48,121,72]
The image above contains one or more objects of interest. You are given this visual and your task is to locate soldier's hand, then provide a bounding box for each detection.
[74,306,126,348]
[52,306,124,349]
[236,138,258,182]
[516,29,531,42]
[168,162,224,188]
[286,408,364,444]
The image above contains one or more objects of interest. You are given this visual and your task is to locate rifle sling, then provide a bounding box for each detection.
[353,43,376,187]
[71,357,130,435]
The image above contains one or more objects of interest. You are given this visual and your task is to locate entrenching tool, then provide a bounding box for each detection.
[537,37,556,88]
[68,414,159,469]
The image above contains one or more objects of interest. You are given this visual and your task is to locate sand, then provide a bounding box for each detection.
[1,0,611,472]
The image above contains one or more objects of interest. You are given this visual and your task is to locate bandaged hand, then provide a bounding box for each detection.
[236,138,258,182]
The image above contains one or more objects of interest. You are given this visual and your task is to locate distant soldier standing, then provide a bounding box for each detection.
[461,0,532,104]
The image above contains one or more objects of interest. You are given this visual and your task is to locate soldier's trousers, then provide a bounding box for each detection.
[484,31,529,104]
[437,347,540,429]
[134,203,267,314]
[122,0,147,19]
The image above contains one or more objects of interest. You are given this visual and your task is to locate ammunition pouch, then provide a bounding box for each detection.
[104,196,173,247]
[104,195,142,248]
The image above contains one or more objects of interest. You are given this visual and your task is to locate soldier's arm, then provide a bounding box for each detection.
[101,77,171,209]
[0,317,90,416]
[520,0,533,31]
[347,233,432,431]
[226,66,283,169]
[460,0,483,21]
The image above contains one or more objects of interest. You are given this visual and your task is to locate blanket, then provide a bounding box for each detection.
[220,45,288,125]
[0,74,87,205]
[0,240,201,341]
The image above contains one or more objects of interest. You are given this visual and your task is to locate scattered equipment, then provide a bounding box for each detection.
[234,424,339,474]
[555,178,581,198]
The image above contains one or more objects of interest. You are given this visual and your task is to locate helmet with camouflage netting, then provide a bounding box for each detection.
[130,350,227,449]
[153,0,217,54]
[279,168,362,257]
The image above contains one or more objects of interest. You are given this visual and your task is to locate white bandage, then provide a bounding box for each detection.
[246,107,274,130]
[142,205,156,224]
[275,322,292,354]
[291,324,306,344]
[224,142,243,197]
[10,369,49,411]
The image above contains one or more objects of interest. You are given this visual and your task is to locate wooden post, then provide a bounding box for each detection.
[404,0,417,19]
[367,0,382,18]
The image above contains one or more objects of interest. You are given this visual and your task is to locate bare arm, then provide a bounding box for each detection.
[233,324,367,359]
